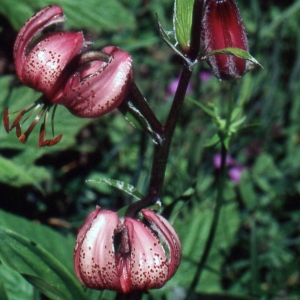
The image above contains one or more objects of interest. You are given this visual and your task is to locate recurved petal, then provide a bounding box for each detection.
[124,217,169,292]
[14,5,65,81]
[141,209,182,279]
[57,46,133,118]
[74,207,121,290]
[21,31,84,99]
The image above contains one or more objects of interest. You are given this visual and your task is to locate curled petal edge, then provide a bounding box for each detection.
[141,209,182,279]
[14,5,65,81]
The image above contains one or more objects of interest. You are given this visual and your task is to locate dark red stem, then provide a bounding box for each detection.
[125,0,204,218]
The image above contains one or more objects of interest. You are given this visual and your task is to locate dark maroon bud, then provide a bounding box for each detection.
[201,0,249,80]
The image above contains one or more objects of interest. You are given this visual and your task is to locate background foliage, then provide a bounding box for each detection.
[0,0,299,299]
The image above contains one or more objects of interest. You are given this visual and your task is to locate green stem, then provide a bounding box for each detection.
[250,214,259,298]
[185,141,227,299]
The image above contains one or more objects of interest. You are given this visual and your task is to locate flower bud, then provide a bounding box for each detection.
[201,0,249,80]
[74,206,181,293]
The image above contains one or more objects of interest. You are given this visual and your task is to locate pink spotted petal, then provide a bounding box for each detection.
[141,209,182,279]
[14,5,65,81]
[74,207,121,290]
[115,251,132,294]
[22,31,84,99]
[56,46,133,118]
[124,218,169,291]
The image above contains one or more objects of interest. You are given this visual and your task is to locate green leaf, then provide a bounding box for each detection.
[173,0,194,52]
[0,209,75,276]
[186,97,215,117]
[205,133,220,147]
[172,201,241,293]
[87,178,144,200]
[0,279,9,300]
[157,20,189,63]
[0,0,136,31]
[0,155,50,193]
[0,76,92,163]
[0,263,34,300]
[201,48,263,69]
[0,228,87,300]
[0,0,34,29]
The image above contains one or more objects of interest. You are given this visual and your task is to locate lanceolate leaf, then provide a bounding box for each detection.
[0,263,34,300]
[87,178,144,200]
[0,209,75,275]
[0,0,135,31]
[173,0,194,52]
[157,20,189,63]
[201,48,263,69]
[0,228,87,300]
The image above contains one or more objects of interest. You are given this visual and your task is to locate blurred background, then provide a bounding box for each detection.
[0,0,299,299]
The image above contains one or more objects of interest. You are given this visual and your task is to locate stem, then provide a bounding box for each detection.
[185,142,227,299]
[250,214,259,297]
[125,0,203,218]
[128,81,163,136]
[115,291,143,300]
[125,65,193,218]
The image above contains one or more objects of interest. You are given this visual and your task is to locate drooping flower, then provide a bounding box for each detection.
[74,206,181,293]
[201,0,249,80]
[55,46,133,118]
[4,5,133,147]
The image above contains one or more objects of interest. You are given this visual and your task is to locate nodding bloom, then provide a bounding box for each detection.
[74,206,182,294]
[3,5,132,148]
[201,0,249,80]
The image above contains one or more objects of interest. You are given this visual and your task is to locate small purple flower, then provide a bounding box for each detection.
[213,153,236,169]
[166,76,192,95]
[199,71,212,82]
[213,153,245,183]
[228,165,245,183]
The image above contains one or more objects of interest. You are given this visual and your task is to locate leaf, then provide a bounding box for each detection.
[173,0,194,51]
[119,100,163,144]
[0,280,9,300]
[87,177,144,200]
[157,20,189,63]
[0,209,75,276]
[0,76,92,163]
[186,97,215,117]
[0,263,34,300]
[205,133,220,147]
[0,0,34,29]
[172,201,241,293]
[201,48,263,69]
[0,0,136,31]
[0,155,50,193]
[0,228,87,300]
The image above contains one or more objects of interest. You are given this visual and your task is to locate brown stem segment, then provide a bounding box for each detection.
[125,0,203,218]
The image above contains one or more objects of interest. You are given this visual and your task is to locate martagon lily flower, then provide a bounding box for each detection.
[3,5,133,147]
[201,0,249,80]
[74,206,182,293]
